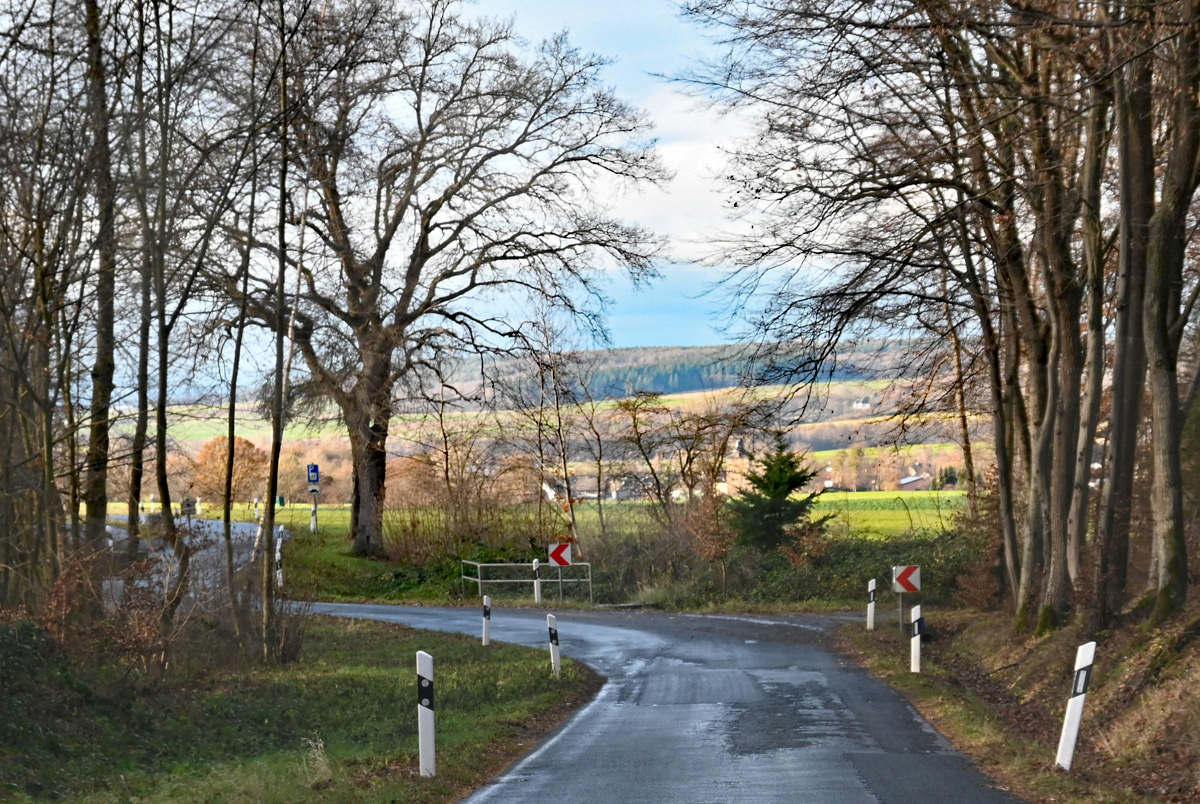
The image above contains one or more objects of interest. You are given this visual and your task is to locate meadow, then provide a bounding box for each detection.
[812,489,967,539]
[175,489,975,608]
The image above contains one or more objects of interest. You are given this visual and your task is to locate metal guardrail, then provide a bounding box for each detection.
[461,560,593,605]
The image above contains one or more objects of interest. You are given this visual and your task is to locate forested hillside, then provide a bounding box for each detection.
[472,340,912,398]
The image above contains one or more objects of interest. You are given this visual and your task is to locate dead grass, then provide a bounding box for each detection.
[837,600,1200,804]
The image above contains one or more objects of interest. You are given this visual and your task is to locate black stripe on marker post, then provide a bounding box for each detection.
[548,627,559,646]
[869,589,876,604]
[418,675,435,710]
[483,604,491,619]
[1071,664,1092,698]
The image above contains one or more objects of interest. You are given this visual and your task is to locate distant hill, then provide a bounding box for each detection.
[582,345,746,395]
[472,341,910,398]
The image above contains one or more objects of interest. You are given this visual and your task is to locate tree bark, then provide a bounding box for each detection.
[83,0,118,547]
[127,0,152,561]
[1091,29,1152,630]
[348,412,389,557]
[1067,82,1111,588]
[1143,0,1200,624]
[261,0,290,661]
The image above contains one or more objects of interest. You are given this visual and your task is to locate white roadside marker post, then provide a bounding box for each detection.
[416,651,435,777]
[532,559,542,604]
[867,579,876,631]
[910,605,923,673]
[1055,641,1096,771]
[547,614,561,677]
[482,595,492,646]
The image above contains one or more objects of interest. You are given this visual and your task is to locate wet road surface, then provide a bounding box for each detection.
[312,603,1028,804]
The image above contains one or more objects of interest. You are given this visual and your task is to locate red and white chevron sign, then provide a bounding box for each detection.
[892,565,921,593]
[549,543,572,566]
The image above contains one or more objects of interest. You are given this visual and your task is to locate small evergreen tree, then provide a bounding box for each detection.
[727,433,823,551]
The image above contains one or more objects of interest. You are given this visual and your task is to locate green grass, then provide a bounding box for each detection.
[813,490,966,538]
[1,616,599,804]
[223,504,417,604]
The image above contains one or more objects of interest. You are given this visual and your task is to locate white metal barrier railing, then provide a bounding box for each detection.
[460,560,593,605]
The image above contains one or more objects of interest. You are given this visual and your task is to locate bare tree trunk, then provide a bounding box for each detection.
[348,413,389,558]
[222,205,256,634]
[1042,299,1082,629]
[583,400,608,540]
[83,0,118,546]
[63,335,83,548]
[151,0,177,552]
[261,0,290,661]
[1068,81,1111,587]
[1143,0,1200,624]
[984,312,1020,606]
[1183,353,1200,422]
[1004,287,1043,622]
[1068,258,1106,585]
[127,0,152,561]
[222,8,265,635]
[1092,31,1152,630]
[126,247,152,558]
[1145,206,1192,623]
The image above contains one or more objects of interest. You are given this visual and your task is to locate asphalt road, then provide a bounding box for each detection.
[103,515,278,609]
[312,602,1028,804]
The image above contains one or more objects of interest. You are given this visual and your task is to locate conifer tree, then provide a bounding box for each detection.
[727,433,823,551]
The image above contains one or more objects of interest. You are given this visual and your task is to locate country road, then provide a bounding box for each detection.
[103,515,278,609]
[313,602,1028,804]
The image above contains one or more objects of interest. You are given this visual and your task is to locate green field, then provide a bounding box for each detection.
[123,488,966,544]
[114,488,965,543]
[812,490,966,539]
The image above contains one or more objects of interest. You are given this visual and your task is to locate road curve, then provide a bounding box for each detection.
[312,603,1027,804]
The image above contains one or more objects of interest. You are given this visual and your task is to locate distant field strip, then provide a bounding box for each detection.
[813,490,966,538]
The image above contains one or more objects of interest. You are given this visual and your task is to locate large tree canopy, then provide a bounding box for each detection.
[233,0,665,555]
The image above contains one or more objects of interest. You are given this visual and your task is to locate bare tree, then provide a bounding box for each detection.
[81,0,119,547]
[1,1,95,602]
[683,0,1153,630]
[230,0,664,556]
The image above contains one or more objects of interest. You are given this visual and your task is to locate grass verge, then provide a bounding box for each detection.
[1,616,601,803]
[835,611,1170,804]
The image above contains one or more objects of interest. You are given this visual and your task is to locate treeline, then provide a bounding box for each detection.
[689,0,1200,631]
[588,354,743,396]
[478,341,913,398]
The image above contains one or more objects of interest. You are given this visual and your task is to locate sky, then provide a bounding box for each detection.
[471,0,752,348]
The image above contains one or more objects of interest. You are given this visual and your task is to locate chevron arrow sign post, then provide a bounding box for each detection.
[549,543,572,566]
[892,565,920,593]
